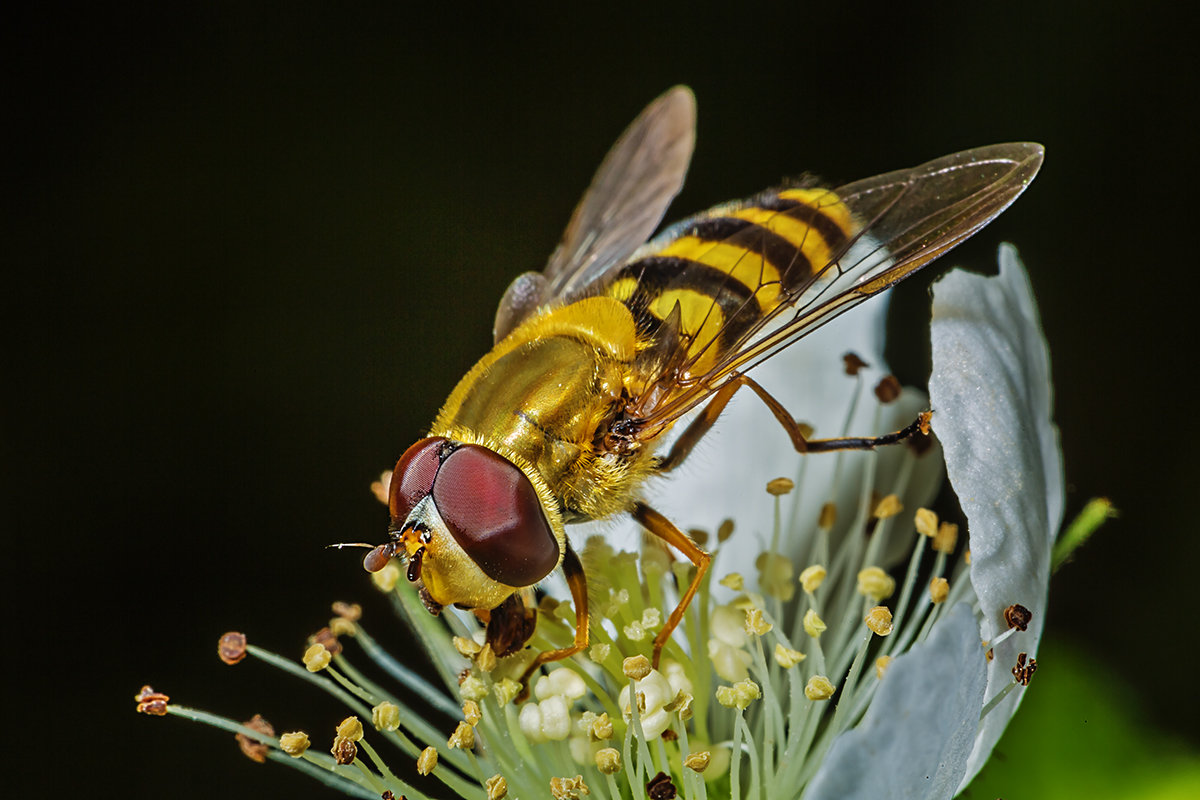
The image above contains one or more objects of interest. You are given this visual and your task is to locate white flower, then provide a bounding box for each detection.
[145,245,1062,800]
[804,244,1063,799]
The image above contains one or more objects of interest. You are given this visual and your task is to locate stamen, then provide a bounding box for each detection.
[803,610,827,638]
[929,577,950,604]
[804,676,835,702]
[857,567,896,603]
[864,606,894,637]
[417,745,438,775]
[799,564,827,594]
[596,747,622,774]
[874,656,892,679]
[371,701,400,732]
[873,494,903,519]
[217,632,248,665]
[302,643,332,672]
[914,508,938,538]
[448,720,475,750]
[235,714,273,763]
[485,774,509,800]
[278,731,310,757]
[1004,604,1033,632]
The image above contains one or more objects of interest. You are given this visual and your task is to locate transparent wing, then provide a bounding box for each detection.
[636,142,1045,430]
[493,86,696,342]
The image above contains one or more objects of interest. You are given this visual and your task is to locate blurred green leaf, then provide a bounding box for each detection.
[966,640,1200,799]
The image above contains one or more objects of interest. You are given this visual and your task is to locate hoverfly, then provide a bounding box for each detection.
[364,86,1042,678]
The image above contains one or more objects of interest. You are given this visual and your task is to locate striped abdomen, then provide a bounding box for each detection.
[602,188,858,377]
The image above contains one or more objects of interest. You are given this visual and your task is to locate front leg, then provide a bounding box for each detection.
[633,502,712,669]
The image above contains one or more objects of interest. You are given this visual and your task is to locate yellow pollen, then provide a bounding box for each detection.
[818,502,837,530]
[719,572,745,591]
[595,747,621,775]
[684,751,711,772]
[929,577,950,604]
[875,656,893,679]
[485,774,509,800]
[874,494,904,519]
[448,720,475,750]
[934,522,959,553]
[774,643,806,668]
[805,675,836,701]
[336,716,363,741]
[716,679,761,710]
[914,507,939,538]
[865,606,894,636]
[476,643,498,672]
[279,731,310,758]
[590,712,614,741]
[463,700,482,726]
[623,655,652,680]
[588,643,611,663]
[800,564,827,593]
[744,608,772,636]
[460,676,488,702]
[766,477,795,495]
[804,609,827,638]
[417,745,438,776]
[372,701,400,732]
[493,678,521,706]
[549,775,590,800]
[857,567,896,601]
[453,636,482,657]
[302,643,332,672]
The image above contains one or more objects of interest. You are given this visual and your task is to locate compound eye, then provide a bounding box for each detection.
[389,437,448,522]
[431,445,559,587]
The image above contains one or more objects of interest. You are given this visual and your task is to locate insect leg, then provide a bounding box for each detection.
[657,374,929,472]
[519,543,590,684]
[633,501,711,669]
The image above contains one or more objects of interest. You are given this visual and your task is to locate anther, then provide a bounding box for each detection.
[596,747,621,775]
[857,567,896,601]
[865,606,894,636]
[647,771,678,800]
[929,577,949,604]
[800,564,827,593]
[549,776,590,800]
[372,702,400,731]
[134,685,170,716]
[818,502,837,530]
[684,751,711,772]
[331,735,357,765]
[417,745,438,775]
[623,655,652,681]
[803,609,827,638]
[804,675,836,701]
[933,522,958,553]
[774,643,806,668]
[874,494,903,519]
[766,477,795,496]
[1005,604,1033,632]
[914,508,939,538]
[310,627,342,657]
[485,775,508,800]
[1012,652,1038,686]
[874,375,902,403]
[236,714,274,763]
[279,731,310,757]
[217,632,248,665]
[875,656,892,679]
[843,352,869,375]
[302,643,331,672]
[448,720,476,750]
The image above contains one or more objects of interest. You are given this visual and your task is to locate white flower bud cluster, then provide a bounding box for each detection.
[518,668,588,743]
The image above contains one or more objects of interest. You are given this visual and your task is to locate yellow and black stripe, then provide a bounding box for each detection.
[602,187,859,376]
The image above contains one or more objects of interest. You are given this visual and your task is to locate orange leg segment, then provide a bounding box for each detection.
[520,544,589,688]
[633,501,712,669]
[657,373,929,474]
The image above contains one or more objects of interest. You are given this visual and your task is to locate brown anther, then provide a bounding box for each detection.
[236,713,274,764]
[381,792,396,800]
[1004,604,1033,632]
[717,518,735,542]
[485,775,509,800]
[310,627,343,656]
[1012,652,1038,686]
[818,502,837,530]
[687,528,709,546]
[134,685,170,716]
[217,632,248,665]
[647,771,677,800]
[331,601,362,621]
[874,374,902,403]
[331,734,357,765]
[986,647,995,662]
[661,728,678,742]
[843,352,869,375]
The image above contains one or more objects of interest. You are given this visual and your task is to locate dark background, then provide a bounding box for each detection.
[8,3,1196,797]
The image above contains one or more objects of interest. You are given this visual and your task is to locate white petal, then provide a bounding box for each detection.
[804,603,986,800]
[927,245,1064,788]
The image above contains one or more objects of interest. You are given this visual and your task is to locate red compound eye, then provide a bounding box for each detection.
[389,437,447,522]
[431,444,558,587]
